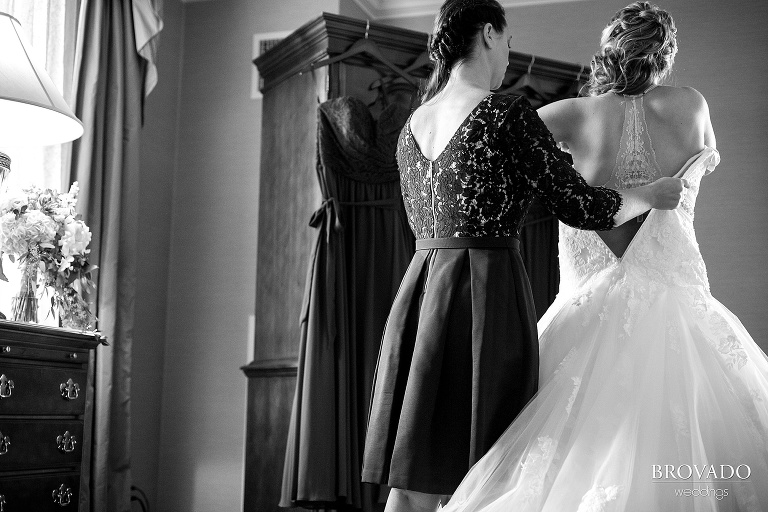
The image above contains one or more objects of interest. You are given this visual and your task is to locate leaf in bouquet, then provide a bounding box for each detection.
[0,256,6,282]
[82,278,96,294]
[8,254,15,263]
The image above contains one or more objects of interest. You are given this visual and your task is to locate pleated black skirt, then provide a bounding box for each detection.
[361,236,539,495]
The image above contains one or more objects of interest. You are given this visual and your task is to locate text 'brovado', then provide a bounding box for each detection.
[652,464,752,480]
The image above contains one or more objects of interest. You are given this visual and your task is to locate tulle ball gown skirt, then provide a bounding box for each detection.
[441,266,768,512]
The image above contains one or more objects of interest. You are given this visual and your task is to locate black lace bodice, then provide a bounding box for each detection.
[397,94,623,239]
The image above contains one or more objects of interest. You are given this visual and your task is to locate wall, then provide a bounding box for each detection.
[385,0,768,350]
[340,0,371,19]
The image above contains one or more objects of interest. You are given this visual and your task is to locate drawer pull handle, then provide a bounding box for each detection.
[56,431,77,453]
[0,374,13,399]
[60,378,80,400]
[0,432,9,455]
[52,484,72,507]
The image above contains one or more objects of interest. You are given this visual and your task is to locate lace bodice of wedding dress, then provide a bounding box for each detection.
[558,90,713,296]
[558,146,719,297]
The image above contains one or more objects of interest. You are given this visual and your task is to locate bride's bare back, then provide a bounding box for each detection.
[538,85,716,257]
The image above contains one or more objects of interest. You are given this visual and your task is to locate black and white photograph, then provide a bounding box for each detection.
[0,0,765,511]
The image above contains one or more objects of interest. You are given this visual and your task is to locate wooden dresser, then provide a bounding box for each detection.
[0,321,105,511]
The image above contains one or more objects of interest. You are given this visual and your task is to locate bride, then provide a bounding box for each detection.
[441,2,768,511]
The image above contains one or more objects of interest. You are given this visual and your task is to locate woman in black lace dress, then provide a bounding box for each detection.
[360,1,688,510]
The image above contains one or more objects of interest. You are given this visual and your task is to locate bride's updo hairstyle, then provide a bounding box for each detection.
[587,2,677,96]
[422,0,506,103]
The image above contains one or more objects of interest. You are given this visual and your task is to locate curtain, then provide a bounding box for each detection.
[131,0,163,98]
[68,1,146,510]
[281,97,415,511]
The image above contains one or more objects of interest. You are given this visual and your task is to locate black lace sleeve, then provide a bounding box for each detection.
[504,96,622,231]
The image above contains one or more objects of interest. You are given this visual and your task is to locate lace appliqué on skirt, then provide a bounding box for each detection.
[577,485,622,512]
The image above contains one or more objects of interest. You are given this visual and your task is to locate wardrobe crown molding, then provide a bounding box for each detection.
[253,13,427,93]
[351,0,593,20]
[254,13,586,94]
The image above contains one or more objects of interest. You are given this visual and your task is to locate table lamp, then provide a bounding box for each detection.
[0,11,84,185]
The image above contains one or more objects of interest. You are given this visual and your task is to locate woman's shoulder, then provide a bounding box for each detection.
[449,93,532,133]
[489,93,531,111]
[487,93,540,126]
[537,95,593,124]
[650,85,714,147]
[654,84,705,98]
[651,85,709,112]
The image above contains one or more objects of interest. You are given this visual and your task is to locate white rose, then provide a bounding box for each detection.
[52,207,73,223]
[59,219,92,258]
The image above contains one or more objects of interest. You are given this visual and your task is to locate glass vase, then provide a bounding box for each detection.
[11,257,39,323]
[58,288,95,331]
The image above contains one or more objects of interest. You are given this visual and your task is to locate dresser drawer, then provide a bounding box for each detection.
[0,473,79,511]
[0,341,88,365]
[0,364,87,416]
[0,419,83,470]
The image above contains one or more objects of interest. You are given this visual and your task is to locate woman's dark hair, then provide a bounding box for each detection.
[422,0,507,103]
[587,2,677,96]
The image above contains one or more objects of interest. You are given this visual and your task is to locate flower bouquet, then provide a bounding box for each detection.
[0,183,98,330]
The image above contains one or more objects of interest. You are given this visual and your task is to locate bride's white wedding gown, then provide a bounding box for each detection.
[440,108,768,510]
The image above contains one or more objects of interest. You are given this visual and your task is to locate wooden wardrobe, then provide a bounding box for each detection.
[243,13,586,511]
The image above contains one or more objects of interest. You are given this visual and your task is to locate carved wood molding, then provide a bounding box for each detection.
[241,357,298,378]
[350,0,594,20]
[253,13,586,95]
[253,13,427,93]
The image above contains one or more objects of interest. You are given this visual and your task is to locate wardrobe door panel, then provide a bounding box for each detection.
[254,70,325,363]
[243,373,297,512]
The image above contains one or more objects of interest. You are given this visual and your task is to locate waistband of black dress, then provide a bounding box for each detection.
[415,236,520,251]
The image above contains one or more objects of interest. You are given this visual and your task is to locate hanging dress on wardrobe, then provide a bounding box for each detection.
[280,96,415,510]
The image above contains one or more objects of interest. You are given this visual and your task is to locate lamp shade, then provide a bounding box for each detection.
[0,12,83,146]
